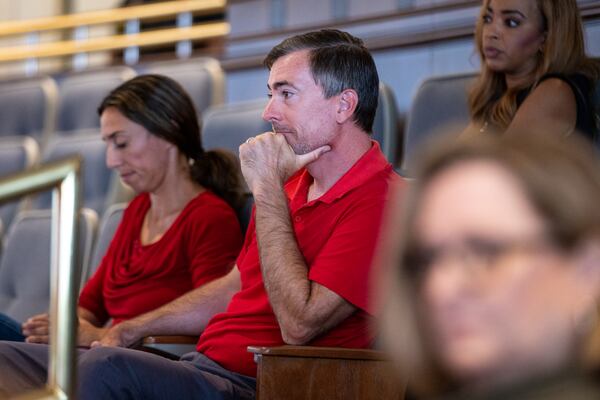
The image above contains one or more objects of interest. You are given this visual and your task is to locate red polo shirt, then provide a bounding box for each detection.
[197,141,400,377]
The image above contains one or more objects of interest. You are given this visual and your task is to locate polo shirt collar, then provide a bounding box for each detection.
[288,140,391,208]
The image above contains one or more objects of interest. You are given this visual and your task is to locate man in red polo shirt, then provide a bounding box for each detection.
[0,29,400,399]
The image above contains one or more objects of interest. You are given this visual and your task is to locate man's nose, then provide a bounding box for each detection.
[262,97,280,123]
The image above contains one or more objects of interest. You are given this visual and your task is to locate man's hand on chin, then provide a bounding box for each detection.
[239,131,330,194]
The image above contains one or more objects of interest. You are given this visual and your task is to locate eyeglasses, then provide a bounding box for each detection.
[403,233,557,280]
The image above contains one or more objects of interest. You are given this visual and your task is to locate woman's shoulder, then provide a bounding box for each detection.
[183,190,239,222]
[521,77,576,111]
[538,72,595,96]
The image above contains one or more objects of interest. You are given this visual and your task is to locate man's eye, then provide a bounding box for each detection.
[282,91,293,99]
[115,142,127,149]
[267,93,273,99]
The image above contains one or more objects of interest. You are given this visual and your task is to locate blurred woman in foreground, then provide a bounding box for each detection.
[382,132,600,399]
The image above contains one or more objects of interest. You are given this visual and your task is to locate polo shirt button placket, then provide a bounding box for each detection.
[294,215,302,223]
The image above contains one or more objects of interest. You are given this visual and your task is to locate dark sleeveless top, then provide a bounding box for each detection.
[516,73,598,144]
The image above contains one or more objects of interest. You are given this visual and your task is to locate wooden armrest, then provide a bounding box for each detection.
[143,335,198,345]
[247,345,389,361]
[249,345,404,400]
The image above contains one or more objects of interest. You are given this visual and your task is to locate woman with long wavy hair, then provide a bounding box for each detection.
[464,0,599,143]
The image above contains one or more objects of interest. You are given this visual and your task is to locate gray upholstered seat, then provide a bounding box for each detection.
[0,208,97,323]
[137,57,225,114]
[0,76,57,143]
[401,72,476,176]
[201,99,269,234]
[0,136,40,231]
[202,98,271,155]
[85,203,126,282]
[372,82,401,164]
[32,131,117,215]
[594,78,600,143]
[55,66,136,134]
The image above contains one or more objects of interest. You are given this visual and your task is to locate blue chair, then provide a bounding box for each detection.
[594,77,600,146]
[55,66,136,134]
[138,57,225,114]
[0,208,97,323]
[202,98,270,155]
[0,136,40,231]
[0,76,57,143]
[373,83,401,165]
[85,203,126,282]
[201,99,269,234]
[32,131,117,215]
[401,72,476,176]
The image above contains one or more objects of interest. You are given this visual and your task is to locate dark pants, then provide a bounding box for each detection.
[0,342,256,400]
[0,313,25,342]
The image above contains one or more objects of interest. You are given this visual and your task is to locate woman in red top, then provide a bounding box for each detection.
[18,74,244,345]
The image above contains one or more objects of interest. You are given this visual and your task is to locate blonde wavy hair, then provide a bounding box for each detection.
[469,0,599,130]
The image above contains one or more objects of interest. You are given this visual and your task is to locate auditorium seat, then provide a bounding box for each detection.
[201,100,267,234]
[0,208,97,324]
[400,72,476,176]
[594,79,600,149]
[85,203,126,281]
[0,76,57,144]
[373,83,402,164]
[137,57,225,114]
[202,98,271,154]
[0,136,40,231]
[31,131,117,215]
[54,66,136,134]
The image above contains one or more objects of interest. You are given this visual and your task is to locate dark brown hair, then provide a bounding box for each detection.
[264,29,379,134]
[98,74,244,210]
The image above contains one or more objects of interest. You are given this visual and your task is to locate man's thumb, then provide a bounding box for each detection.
[296,145,331,168]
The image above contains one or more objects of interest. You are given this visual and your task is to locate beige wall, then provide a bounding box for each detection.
[72,0,121,12]
[0,0,122,78]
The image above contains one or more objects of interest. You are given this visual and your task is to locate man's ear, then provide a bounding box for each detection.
[336,89,359,124]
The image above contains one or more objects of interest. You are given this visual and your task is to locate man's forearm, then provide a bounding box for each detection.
[254,183,313,331]
[241,132,352,344]
[107,267,240,345]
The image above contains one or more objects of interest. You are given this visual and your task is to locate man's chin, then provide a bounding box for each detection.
[291,144,313,155]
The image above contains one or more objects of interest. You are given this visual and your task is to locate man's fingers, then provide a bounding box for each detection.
[22,325,49,336]
[27,313,49,321]
[295,145,331,168]
[25,335,49,344]
[23,314,49,329]
[93,333,124,348]
[22,321,50,336]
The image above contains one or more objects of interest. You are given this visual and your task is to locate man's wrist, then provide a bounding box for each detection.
[252,179,285,201]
